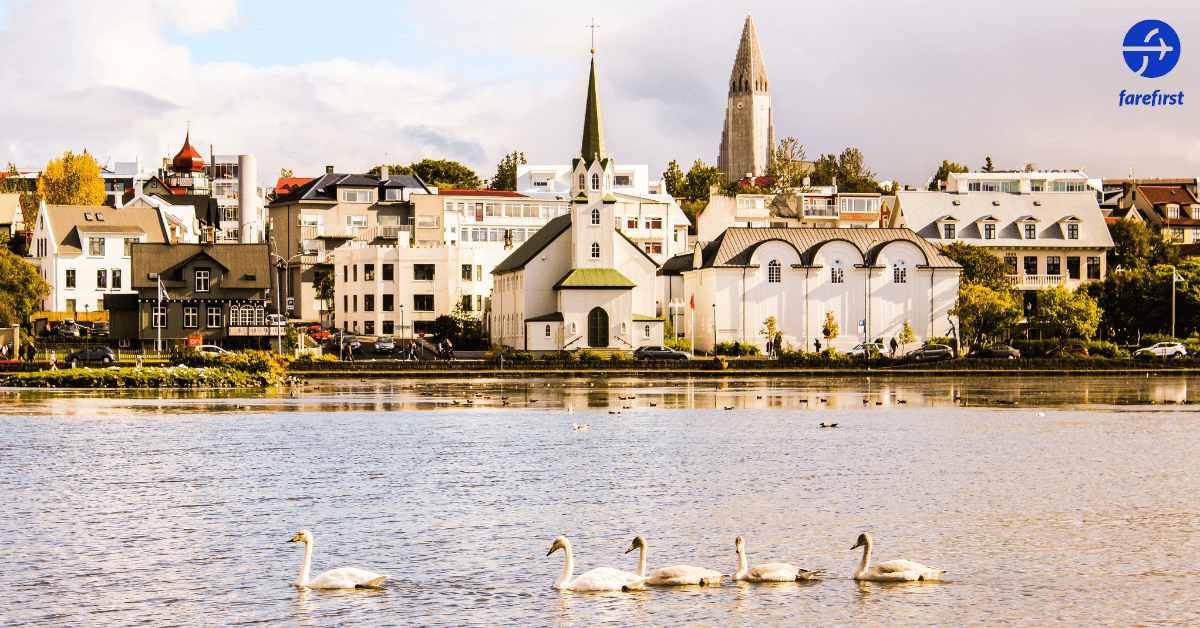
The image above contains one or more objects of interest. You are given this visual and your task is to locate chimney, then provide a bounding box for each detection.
[380,166,389,182]
[326,165,334,174]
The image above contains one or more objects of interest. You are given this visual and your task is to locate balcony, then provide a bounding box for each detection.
[366,225,412,242]
[1007,274,1064,288]
[803,205,838,218]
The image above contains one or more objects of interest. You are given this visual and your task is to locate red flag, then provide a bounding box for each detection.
[690,294,695,309]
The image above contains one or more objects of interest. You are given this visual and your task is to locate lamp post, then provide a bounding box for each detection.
[712,302,717,355]
[269,237,308,356]
[400,304,405,356]
[1170,265,1180,339]
[668,298,684,345]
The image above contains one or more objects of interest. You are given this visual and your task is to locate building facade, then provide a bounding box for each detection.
[718,14,774,183]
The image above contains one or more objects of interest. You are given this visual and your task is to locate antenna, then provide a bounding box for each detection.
[587,18,599,54]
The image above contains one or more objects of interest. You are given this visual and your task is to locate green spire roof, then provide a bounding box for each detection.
[580,58,606,164]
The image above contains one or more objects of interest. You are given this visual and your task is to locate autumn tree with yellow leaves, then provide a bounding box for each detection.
[37,150,105,206]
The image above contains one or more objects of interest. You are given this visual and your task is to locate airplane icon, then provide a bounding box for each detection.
[1123,27,1175,76]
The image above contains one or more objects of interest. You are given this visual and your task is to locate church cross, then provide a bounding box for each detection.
[587,18,599,53]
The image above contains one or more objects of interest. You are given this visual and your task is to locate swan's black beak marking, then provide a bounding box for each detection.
[625,547,634,554]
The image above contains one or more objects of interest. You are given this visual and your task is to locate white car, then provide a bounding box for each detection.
[846,341,887,356]
[197,345,232,355]
[1134,342,1188,359]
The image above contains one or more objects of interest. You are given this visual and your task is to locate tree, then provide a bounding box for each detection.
[366,164,417,177]
[37,150,105,206]
[0,249,50,327]
[982,156,994,172]
[1,163,36,234]
[928,159,969,191]
[313,271,334,311]
[682,159,723,201]
[410,159,480,190]
[488,151,526,191]
[808,147,882,193]
[279,168,294,179]
[822,311,839,338]
[765,137,808,192]
[1083,260,1200,342]
[1107,218,1178,271]
[940,242,1013,291]
[898,319,916,351]
[951,284,1021,347]
[1031,285,1102,343]
[662,160,685,198]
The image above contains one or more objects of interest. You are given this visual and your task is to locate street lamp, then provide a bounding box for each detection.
[1169,265,1182,339]
[399,303,405,349]
[668,298,685,344]
[270,237,309,356]
[712,302,717,355]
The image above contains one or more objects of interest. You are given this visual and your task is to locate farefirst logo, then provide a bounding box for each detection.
[1119,20,1183,107]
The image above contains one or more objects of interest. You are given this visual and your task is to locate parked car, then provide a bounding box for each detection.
[54,319,81,337]
[633,345,691,360]
[266,314,287,326]
[64,346,116,368]
[306,326,331,341]
[337,333,361,351]
[196,345,232,356]
[907,344,955,361]
[374,335,395,354]
[973,344,1021,359]
[88,321,110,337]
[846,341,887,356]
[1135,342,1188,359]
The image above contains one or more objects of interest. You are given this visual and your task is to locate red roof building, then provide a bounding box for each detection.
[171,132,205,172]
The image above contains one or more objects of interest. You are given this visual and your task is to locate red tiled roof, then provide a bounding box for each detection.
[438,189,528,198]
[1180,242,1200,258]
[276,177,315,191]
[1137,184,1198,206]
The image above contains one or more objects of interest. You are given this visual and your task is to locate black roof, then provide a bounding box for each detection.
[270,172,432,204]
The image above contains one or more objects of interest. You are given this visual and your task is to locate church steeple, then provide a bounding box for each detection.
[580,58,607,165]
[728,14,770,95]
[718,13,775,183]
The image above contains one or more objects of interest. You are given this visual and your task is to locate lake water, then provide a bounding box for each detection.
[2,375,1199,627]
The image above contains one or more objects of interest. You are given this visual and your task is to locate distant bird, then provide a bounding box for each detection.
[820,423,839,428]
[649,403,657,407]
[820,398,828,403]
[757,395,763,399]
[875,401,883,406]
[799,399,808,404]
[609,411,621,415]
[864,399,870,405]
[1034,412,1046,417]
[897,400,907,404]
[724,406,735,410]
[530,399,538,403]
[568,403,574,413]
[572,423,589,431]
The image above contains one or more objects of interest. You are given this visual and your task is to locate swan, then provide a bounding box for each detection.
[547,536,647,591]
[732,536,822,582]
[625,536,728,586]
[287,530,389,589]
[572,423,589,431]
[850,533,945,581]
[568,404,574,413]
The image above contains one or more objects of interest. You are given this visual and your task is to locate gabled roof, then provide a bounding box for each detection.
[275,177,316,194]
[269,172,432,204]
[552,268,636,290]
[491,213,572,274]
[1137,184,1198,206]
[157,193,220,224]
[694,228,959,270]
[44,204,168,254]
[0,193,22,225]
[131,243,270,290]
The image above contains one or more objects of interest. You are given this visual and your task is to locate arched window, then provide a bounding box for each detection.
[578,173,585,190]
[768,260,781,283]
[605,174,611,189]
[831,260,844,284]
[545,324,551,338]
[620,322,628,335]
[591,173,600,190]
[590,242,600,258]
[570,322,577,335]
[893,261,907,284]
[255,306,265,325]
[590,208,600,225]
[643,325,651,339]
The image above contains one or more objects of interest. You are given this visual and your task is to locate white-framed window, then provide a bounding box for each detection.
[1166,206,1180,219]
[831,260,844,284]
[894,261,907,283]
[644,243,662,255]
[643,324,651,339]
[605,174,611,189]
[590,208,600,225]
[195,269,210,292]
[621,322,627,335]
[578,173,585,190]
[298,214,324,226]
[112,269,121,290]
[591,242,600,258]
[124,238,138,257]
[545,324,552,338]
[152,306,166,328]
[591,173,600,190]
[1052,181,1087,192]
[384,188,404,201]
[340,189,374,203]
[89,237,105,256]
[346,215,368,228]
[983,223,996,239]
[768,260,781,283]
[207,307,222,328]
[570,322,577,334]
[416,215,440,228]
[615,175,631,186]
[183,306,198,328]
[1067,223,1079,239]
[65,269,75,289]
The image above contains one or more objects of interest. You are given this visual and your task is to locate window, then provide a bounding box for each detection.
[1004,255,1018,274]
[384,188,405,201]
[96,269,107,289]
[152,306,166,328]
[351,265,358,281]
[183,306,198,328]
[983,223,996,239]
[1024,256,1038,275]
[1165,206,1180,219]
[1046,256,1061,276]
[461,295,472,311]
[1067,256,1080,280]
[65,269,75,289]
[644,324,651,339]
[364,294,375,312]
[363,264,375,281]
[462,264,473,281]
[943,223,955,239]
[346,214,368,227]
[364,320,375,335]
[627,218,638,229]
[414,295,434,312]
[383,264,394,281]
[831,260,844,284]
[768,260,781,283]
[591,242,601,258]
[112,269,121,290]
[545,324,552,338]
[1030,181,1044,192]
[477,265,482,280]
[591,173,600,190]
[207,307,222,328]
[383,294,394,311]
[298,214,323,226]
[1087,257,1101,280]
[893,261,907,283]
[352,295,357,312]
[416,215,440,228]
[302,239,321,254]
[1066,223,1079,239]
[89,237,105,256]
[1024,224,1037,240]
[590,208,600,225]
[195,269,210,292]
[644,242,662,255]
[605,174,611,189]
[615,175,631,186]
[571,322,577,335]
[414,264,435,281]
[645,218,662,230]
[382,320,394,334]
[340,189,374,203]
[343,295,348,313]
[66,299,75,312]
[578,173,585,189]
[124,238,137,256]
[1052,181,1087,192]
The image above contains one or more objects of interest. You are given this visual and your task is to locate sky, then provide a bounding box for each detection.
[1,0,1198,188]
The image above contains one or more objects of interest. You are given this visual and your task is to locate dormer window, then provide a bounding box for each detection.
[1067,223,1079,239]
[578,173,586,190]
[1024,224,1036,239]
[1166,205,1180,219]
[944,223,956,239]
[984,223,996,239]
[340,189,374,203]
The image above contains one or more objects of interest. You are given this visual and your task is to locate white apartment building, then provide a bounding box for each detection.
[695,185,885,241]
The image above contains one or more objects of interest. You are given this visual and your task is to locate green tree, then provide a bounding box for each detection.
[898,319,916,349]
[1083,261,1200,342]
[982,156,994,172]
[807,148,881,193]
[928,159,969,191]
[680,199,706,236]
[313,271,334,311]
[1107,218,1178,271]
[366,164,417,177]
[764,137,808,192]
[662,159,685,197]
[488,151,526,191]
[1031,285,1102,343]
[940,242,1013,291]
[279,168,294,179]
[410,159,480,190]
[37,150,105,206]
[951,284,1021,347]
[822,311,839,338]
[683,159,723,201]
[0,249,50,326]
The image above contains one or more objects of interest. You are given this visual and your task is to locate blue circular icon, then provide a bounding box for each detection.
[1123,20,1180,78]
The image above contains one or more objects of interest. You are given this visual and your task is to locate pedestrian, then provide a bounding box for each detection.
[814,337,821,353]
[732,340,740,357]
[889,337,898,358]
[1,342,7,359]
[49,350,57,370]
[445,339,454,361]
[774,333,782,358]
[26,341,35,362]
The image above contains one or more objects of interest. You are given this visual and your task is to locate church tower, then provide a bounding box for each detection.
[718,14,775,183]
[570,56,616,269]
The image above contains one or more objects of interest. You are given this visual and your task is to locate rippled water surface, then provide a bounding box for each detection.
[3,375,1200,627]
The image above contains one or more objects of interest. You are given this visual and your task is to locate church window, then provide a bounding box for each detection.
[545,324,551,338]
[893,261,907,284]
[831,261,844,284]
[621,322,627,335]
[644,325,651,339]
[571,322,577,335]
[591,173,600,190]
[605,174,611,189]
[578,173,585,190]
[768,260,781,283]
[590,208,600,225]
[591,242,600,258]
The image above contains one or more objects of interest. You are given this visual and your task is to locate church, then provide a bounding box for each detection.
[718,14,775,183]
[490,56,664,353]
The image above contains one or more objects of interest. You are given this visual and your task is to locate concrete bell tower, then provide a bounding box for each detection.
[717,14,775,183]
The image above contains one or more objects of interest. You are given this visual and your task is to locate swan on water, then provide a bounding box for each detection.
[287,530,388,589]
[732,536,822,582]
[547,536,647,591]
[572,423,589,431]
[850,532,945,582]
[625,536,727,586]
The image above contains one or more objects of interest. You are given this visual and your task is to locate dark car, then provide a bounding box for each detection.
[64,346,116,368]
[973,344,1021,359]
[87,321,110,337]
[907,344,955,361]
[633,345,690,360]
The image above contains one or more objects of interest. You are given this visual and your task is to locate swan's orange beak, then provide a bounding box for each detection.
[289,533,303,543]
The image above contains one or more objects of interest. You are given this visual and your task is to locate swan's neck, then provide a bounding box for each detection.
[733,545,748,580]
[637,543,647,578]
[554,541,574,589]
[855,540,872,579]
[296,540,313,586]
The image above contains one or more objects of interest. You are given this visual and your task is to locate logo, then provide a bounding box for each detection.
[1122,20,1180,78]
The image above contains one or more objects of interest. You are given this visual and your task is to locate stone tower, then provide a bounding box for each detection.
[718,14,775,183]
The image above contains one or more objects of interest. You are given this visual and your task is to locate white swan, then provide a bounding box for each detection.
[733,536,822,582]
[547,536,647,591]
[850,532,945,581]
[626,536,727,586]
[288,530,389,589]
[572,423,589,431]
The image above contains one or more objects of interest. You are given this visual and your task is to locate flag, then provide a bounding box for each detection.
[157,277,169,302]
[1175,271,1184,282]
[689,294,695,310]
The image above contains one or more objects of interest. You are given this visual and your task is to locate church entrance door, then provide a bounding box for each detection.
[587,307,609,348]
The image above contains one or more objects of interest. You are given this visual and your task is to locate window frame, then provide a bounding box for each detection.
[768,260,781,283]
[183,306,199,329]
[207,306,222,328]
[590,242,601,259]
[195,269,211,293]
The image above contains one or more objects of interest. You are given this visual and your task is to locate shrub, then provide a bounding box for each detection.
[577,349,603,363]
[665,336,692,353]
[509,350,534,362]
[229,350,287,379]
[713,342,761,357]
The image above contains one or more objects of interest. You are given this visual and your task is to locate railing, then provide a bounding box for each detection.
[365,225,413,242]
[803,205,838,217]
[563,336,583,349]
[1007,274,1064,288]
[615,336,634,349]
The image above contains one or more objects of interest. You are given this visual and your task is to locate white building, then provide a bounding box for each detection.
[671,228,961,354]
[695,185,885,241]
